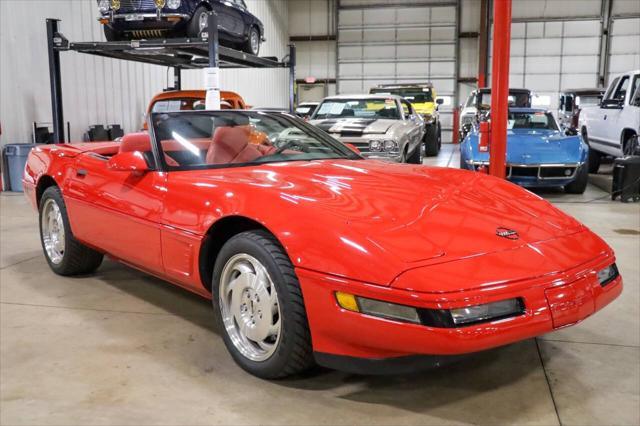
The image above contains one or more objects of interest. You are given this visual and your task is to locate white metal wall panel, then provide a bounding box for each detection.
[512,0,601,20]
[489,19,601,111]
[337,3,458,142]
[0,0,289,144]
[608,17,640,77]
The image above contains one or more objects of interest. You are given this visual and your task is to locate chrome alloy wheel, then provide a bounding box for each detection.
[41,199,65,264]
[219,254,281,362]
[250,30,259,55]
[198,11,208,33]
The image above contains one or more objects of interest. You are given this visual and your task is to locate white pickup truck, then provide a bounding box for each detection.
[579,70,640,173]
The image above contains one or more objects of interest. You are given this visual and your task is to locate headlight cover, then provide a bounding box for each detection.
[369,140,382,152]
[383,139,398,152]
[597,263,619,286]
[335,292,525,327]
[98,0,110,13]
[166,0,181,9]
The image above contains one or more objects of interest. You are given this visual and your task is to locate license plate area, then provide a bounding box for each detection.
[545,278,595,329]
[125,14,145,21]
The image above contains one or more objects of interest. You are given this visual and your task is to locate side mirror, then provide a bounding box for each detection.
[565,128,578,136]
[600,98,623,109]
[344,143,361,154]
[436,98,444,105]
[107,151,150,173]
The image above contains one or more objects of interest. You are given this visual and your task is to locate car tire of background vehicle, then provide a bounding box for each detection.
[406,143,423,164]
[103,26,125,42]
[437,123,442,152]
[424,124,439,157]
[212,230,314,379]
[187,6,210,38]
[582,128,601,173]
[39,186,104,276]
[564,164,589,194]
[242,26,261,56]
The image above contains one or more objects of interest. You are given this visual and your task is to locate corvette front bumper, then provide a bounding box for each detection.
[296,240,622,374]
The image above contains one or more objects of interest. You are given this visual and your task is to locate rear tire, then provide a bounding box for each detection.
[242,26,261,56]
[424,124,439,157]
[565,164,588,194]
[212,230,314,379]
[39,186,103,276]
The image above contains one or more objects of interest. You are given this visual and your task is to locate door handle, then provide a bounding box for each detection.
[76,169,88,177]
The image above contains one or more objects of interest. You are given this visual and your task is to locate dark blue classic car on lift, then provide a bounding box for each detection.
[97,0,265,55]
[460,108,589,194]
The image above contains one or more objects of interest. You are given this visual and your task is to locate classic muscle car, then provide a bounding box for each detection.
[142,89,247,129]
[460,108,589,193]
[97,0,265,55]
[309,95,425,164]
[370,83,444,156]
[24,110,621,378]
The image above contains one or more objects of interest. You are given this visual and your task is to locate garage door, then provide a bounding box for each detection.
[608,17,640,78]
[337,2,458,143]
[489,19,601,112]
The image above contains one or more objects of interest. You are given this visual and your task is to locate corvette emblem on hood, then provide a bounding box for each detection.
[496,227,519,240]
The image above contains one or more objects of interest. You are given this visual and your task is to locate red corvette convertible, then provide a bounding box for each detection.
[24,111,622,378]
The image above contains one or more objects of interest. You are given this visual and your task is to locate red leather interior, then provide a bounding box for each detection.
[207,126,267,164]
[119,132,179,167]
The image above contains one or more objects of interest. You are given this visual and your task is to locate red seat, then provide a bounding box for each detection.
[119,132,178,167]
[206,126,264,165]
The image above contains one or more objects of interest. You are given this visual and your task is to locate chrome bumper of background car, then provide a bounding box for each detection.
[466,161,582,180]
[98,12,190,22]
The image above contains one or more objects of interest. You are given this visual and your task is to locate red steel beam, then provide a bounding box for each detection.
[488,0,512,179]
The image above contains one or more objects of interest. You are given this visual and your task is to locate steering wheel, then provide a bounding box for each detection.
[273,139,310,155]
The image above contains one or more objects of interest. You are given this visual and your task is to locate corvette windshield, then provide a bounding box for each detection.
[313,98,400,120]
[507,111,559,131]
[150,111,360,170]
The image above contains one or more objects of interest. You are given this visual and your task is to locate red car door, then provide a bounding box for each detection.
[64,153,167,275]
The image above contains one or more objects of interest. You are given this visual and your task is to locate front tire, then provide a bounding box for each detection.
[424,124,439,157]
[39,186,103,276]
[565,164,588,194]
[582,129,601,173]
[406,142,423,164]
[187,6,210,38]
[212,230,314,379]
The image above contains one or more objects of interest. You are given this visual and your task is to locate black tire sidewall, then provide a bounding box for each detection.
[565,164,588,194]
[211,232,308,378]
[424,124,438,156]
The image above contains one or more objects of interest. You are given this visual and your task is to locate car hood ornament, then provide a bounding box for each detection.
[496,227,519,240]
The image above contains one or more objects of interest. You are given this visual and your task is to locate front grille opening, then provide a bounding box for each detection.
[511,167,538,177]
[540,167,575,178]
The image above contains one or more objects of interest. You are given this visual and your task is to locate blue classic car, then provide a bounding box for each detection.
[97,0,265,55]
[460,108,589,194]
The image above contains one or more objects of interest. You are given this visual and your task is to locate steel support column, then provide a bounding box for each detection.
[173,67,182,90]
[46,19,65,144]
[488,0,511,179]
[288,44,296,113]
[477,0,490,88]
[205,12,220,110]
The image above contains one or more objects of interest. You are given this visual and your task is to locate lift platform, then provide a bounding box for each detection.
[46,14,296,143]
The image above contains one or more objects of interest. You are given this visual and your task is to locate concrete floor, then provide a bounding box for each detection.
[1,144,639,425]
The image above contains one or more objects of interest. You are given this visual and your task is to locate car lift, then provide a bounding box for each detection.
[45,14,296,144]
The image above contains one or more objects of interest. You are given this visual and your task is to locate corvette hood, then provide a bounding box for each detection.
[466,130,585,164]
[310,118,396,135]
[249,160,582,263]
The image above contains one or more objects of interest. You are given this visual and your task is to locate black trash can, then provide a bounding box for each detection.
[612,156,640,203]
[3,143,37,192]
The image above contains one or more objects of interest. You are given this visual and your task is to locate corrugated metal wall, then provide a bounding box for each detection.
[0,0,289,145]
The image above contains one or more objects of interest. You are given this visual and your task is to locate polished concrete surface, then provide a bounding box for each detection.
[1,145,639,425]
